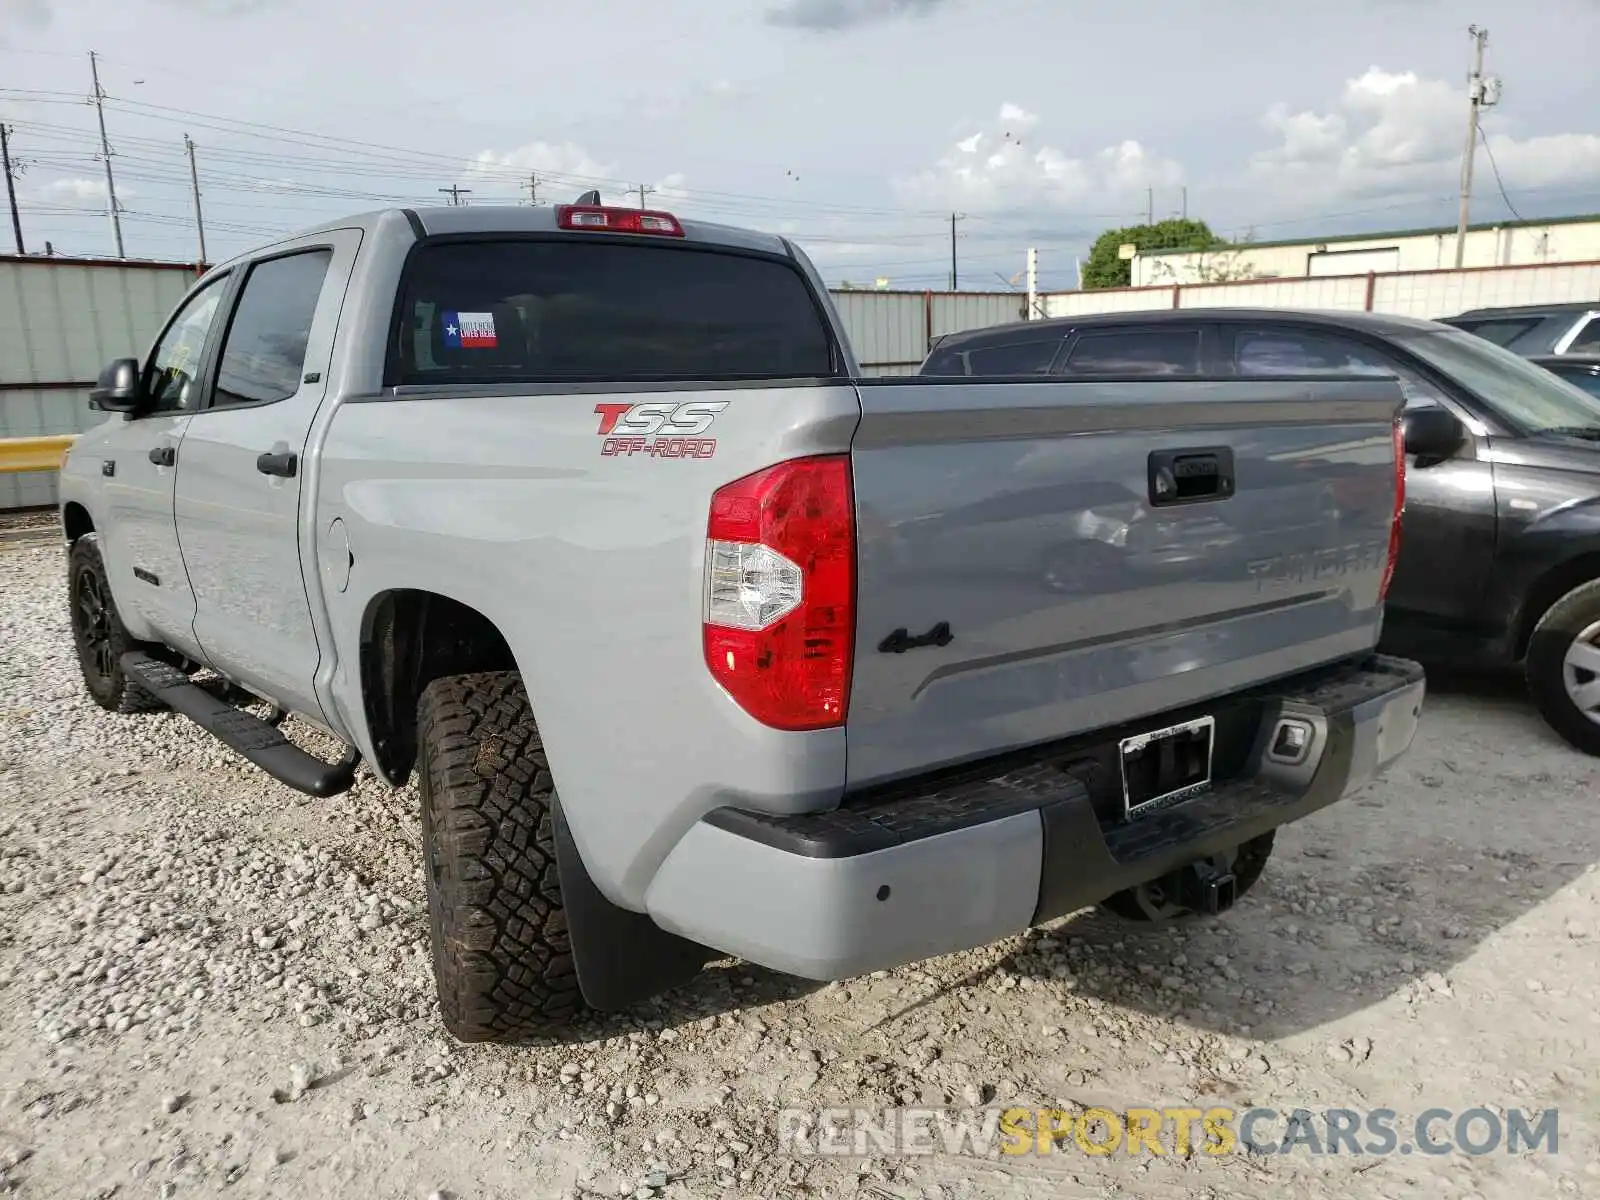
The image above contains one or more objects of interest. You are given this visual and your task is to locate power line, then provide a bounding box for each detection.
[1476,121,1524,222]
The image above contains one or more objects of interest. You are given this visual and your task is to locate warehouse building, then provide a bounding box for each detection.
[1132,212,1600,286]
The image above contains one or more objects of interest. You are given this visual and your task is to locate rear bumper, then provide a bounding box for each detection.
[644,654,1425,980]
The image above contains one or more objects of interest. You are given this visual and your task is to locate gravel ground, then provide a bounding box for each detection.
[2,539,1598,1200]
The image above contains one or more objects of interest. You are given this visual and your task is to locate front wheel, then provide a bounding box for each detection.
[417,671,584,1042]
[1525,579,1600,757]
[67,535,162,714]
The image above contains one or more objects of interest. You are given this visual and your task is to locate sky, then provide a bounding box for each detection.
[2,0,1599,291]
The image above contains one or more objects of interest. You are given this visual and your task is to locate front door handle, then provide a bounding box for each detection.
[256,451,298,478]
[148,446,176,467]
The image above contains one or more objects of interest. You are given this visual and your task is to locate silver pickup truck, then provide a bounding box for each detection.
[58,201,1424,1043]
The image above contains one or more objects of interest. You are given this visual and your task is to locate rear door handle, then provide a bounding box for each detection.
[256,451,298,478]
[148,446,176,467]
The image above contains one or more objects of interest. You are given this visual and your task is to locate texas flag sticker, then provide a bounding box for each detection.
[442,311,497,349]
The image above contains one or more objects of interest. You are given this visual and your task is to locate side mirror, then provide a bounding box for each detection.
[1401,406,1464,460]
[89,358,143,413]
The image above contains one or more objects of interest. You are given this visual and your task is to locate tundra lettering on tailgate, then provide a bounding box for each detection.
[595,401,728,459]
[1246,539,1389,592]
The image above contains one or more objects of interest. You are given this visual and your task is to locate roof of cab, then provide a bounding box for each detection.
[931,306,1457,353]
[213,204,792,269]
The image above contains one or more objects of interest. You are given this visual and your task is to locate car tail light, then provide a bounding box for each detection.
[704,455,855,731]
[555,204,685,237]
[1378,417,1406,603]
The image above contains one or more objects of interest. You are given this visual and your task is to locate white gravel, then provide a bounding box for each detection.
[2,539,1599,1199]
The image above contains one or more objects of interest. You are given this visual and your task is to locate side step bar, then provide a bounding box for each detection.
[122,652,360,798]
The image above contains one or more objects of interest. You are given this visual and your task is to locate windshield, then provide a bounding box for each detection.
[1392,327,1600,435]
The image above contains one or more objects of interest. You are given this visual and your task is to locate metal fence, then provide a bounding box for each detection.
[7,252,1600,509]
[830,289,1029,375]
[1,256,198,508]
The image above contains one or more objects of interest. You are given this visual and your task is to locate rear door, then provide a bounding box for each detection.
[173,231,361,721]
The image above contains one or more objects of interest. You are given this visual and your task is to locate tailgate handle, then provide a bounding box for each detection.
[1149,446,1234,506]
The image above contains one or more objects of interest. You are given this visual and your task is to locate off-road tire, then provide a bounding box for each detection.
[1525,578,1600,758]
[1096,831,1275,922]
[417,671,582,1042]
[67,535,162,715]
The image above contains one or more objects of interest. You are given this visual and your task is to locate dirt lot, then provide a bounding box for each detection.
[2,538,1598,1200]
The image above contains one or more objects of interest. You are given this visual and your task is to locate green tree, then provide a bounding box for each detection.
[1081,218,1224,290]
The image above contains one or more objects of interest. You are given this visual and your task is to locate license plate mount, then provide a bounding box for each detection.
[1120,715,1215,818]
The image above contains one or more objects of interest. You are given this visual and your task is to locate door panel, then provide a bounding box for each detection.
[174,231,361,722]
[100,275,230,658]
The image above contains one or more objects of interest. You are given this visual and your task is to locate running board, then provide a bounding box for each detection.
[122,651,360,798]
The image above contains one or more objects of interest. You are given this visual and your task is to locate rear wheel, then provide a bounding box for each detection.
[67,535,162,714]
[1097,832,1275,922]
[1525,579,1600,757]
[417,671,583,1042]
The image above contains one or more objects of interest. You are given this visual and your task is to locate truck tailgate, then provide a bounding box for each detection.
[845,376,1403,788]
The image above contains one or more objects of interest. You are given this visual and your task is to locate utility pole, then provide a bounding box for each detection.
[438,185,471,206]
[948,212,966,290]
[88,51,125,259]
[1454,25,1491,269]
[522,172,539,206]
[184,134,207,268]
[1146,187,1154,227]
[1,125,23,255]
[636,184,655,209]
[1025,247,1039,321]
[1180,186,1187,220]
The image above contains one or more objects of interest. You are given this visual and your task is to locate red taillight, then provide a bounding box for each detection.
[703,455,855,731]
[555,204,685,237]
[1378,417,1406,603]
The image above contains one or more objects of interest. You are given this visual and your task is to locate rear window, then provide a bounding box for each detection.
[921,336,1062,376]
[391,239,837,385]
[1566,316,1600,354]
[1063,329,1201,375]
[1447,316,1551,352]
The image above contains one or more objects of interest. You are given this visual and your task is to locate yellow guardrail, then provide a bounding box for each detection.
[0,435,77,474]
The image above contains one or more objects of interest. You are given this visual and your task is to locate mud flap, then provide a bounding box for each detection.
[551,798,713,1011]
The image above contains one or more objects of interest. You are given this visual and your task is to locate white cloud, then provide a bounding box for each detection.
[896,107,1182,211]
[899,66,1600,230]
[42,177,135,201]
[997,102,1039,133]
[1248,66,1600,206]
[465,140,617,194]
[460,143,691,213]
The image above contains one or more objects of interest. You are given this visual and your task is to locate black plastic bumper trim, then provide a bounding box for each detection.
[704,654,1424,873]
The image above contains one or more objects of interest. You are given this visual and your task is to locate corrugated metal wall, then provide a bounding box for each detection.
[7,254,1600,509]
[1,257,198,508]
[831,289,1026,375]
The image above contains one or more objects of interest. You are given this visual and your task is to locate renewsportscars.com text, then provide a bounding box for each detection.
[776,1105,1560,1159]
